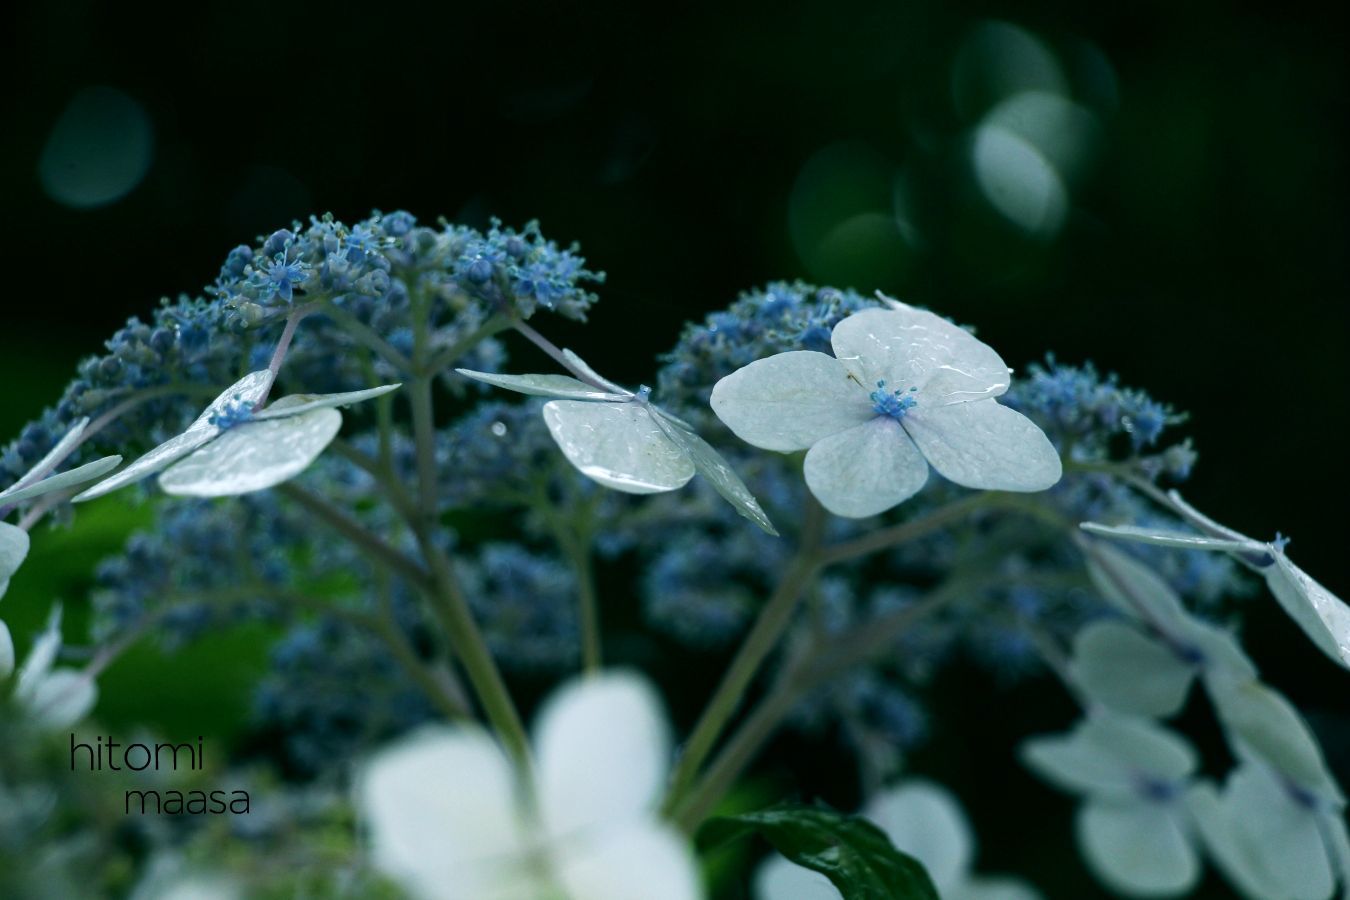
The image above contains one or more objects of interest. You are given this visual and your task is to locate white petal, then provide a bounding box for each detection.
[455,369,630,402]
[1077,522,1260,555]
[1,522,30,593]
[356,727,527,900]
[563,348,632,396]
[830,307,1010,404]
[1022,713,1196,801]
[542,401,694,494]
[1083,544,1189,633]
[73,428,218,502]
[1,620,15,679]
[252,383,403,419]
[555,821,703,900]
[1070,622,1196,717]
[948,877,1044,900]
[710,351,874,452]
[1,417,89,496]
[862,780,972,891]
[901,400,1061,492]
[1207,679,1341,801]
[1077,802,1198,896]
[158,409,342,497]
[652,411,777,535]
[535,672,670,841]
[1189,767,1334,900]
[22,669,98,728]
[16,606,64,694]
[186,370,276,431]
[0,455,123,506]
[754,855,844,900]
[1265,551,1350,671]
[803,417,929,518]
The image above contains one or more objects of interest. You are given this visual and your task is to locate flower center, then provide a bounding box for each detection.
[870,380,917,419]
[208,396,256,430]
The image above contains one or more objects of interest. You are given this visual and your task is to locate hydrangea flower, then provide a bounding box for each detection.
[1073,542,1255,717]
[356,671,702,900]
[1081,490,1350,671]
[72,371,398,501]
[4,606,97,729]
[710,304,1061,517]
[756,779,1041,900]
[458,359,776,534]
[1021,713,1203,896]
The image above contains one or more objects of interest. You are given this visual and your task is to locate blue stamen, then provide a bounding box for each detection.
[870,380,917,419]
[208,396,256,430]
[636,385,652,403]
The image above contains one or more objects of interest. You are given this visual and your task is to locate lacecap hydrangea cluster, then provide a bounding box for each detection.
[6,218,1244,788]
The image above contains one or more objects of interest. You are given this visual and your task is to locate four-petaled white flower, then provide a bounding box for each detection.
[1022,712,1203,897]
[710,303,1061,518]
[72,371,399,501]
[755,779,1042,900]
[357,671,703,900]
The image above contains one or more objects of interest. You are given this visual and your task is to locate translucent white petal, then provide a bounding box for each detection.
[252,383,403,419]
[21,669,98,729]
[1189,767,1334,900]
[356,727,528,900]
[186,370,276,430]
[542,401,694,494]
[1207,679,1341,801]
[1022,713,1196,801]
[1,522,30,592]
[1183,620,1257,689]
[1083,544,1189,633]
[16,606,63,694]
[754,855,844,900]
[1078,522,1260,555]
[709,351,874,452]
[948,877,1044,900]
[862,780,972,891]
[1266,552,1350,671]
[563,348,631,396]
[1,417,89,496]
[555,822,703,900]
[73,427,218,502]
[830,307,1010,404]
[1076,802,1198,897]
[900,400,1060,493]
[652,411,777,535]
[158,409,343,497]
[803,417,929,518]
[455,369,630,402]
[535,672,670,841]
[0,455,123,506]
[1069,621,1196,717]
[1,620,14,679]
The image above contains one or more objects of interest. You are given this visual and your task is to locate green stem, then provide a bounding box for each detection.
[276,483,431,589]
[662,497,826,813]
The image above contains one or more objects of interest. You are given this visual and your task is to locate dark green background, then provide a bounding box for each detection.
[3,1,1346,896]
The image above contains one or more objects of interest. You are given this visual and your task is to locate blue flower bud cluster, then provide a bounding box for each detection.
[460,544,580,672]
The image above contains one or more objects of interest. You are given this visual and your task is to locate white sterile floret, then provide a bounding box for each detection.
[1021,712,1201,897]
[72,371,400,501]
[457,355,777,535]
[6,606,98,729]
[755,779,1041,900]
[1081,492,1350,672]
[1073,543,1256,717]
[709,304,1061,518]
[356,671,703,900]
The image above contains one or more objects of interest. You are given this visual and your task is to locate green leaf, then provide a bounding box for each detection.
[701,803,940,900]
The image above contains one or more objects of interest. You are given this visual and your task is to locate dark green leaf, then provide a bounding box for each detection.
[701,802,941,900]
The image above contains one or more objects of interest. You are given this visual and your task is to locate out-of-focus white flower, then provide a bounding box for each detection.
[755,779,1041,900]
[711,304,1061,518]
[357,671,702,900]
[6,606,97,729]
